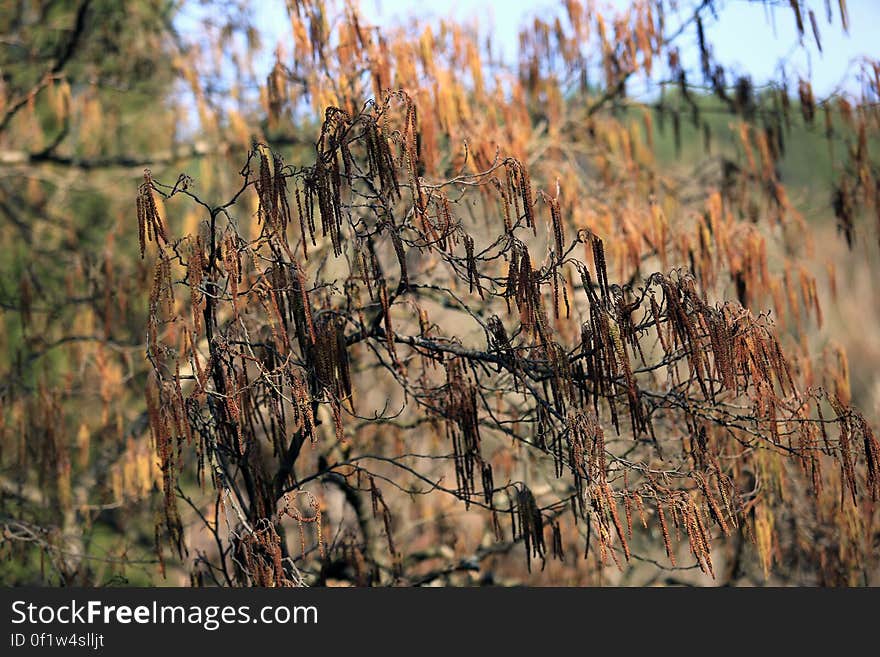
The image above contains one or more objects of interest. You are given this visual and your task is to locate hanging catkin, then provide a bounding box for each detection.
[137,169,167,258]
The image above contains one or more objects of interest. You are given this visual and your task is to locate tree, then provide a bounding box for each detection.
[3,0,880,586]
[144,0,880,586]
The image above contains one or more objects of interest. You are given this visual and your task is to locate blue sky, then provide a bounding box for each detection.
[250,0,879,97]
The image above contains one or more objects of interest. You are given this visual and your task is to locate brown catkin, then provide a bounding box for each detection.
[657,499,676,566]
[520,164,535,232]
[464,234,484,298]
[604,484,630,561]
[137,169,167,257]
[388,225,409,289]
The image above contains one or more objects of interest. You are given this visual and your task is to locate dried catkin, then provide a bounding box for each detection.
[516,485,546,572]
[137,169,167,258]
[604,484,630,561]
[657,500,676,566]
[388,224,409,289]
[464,234,483,298]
